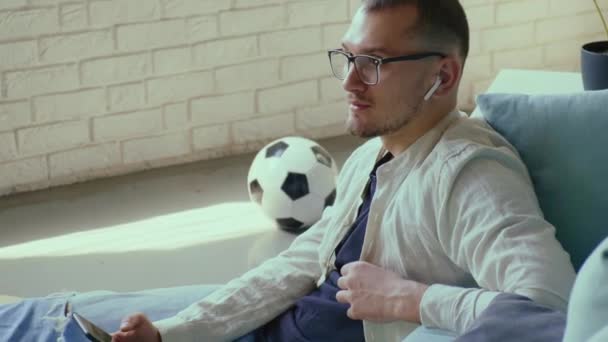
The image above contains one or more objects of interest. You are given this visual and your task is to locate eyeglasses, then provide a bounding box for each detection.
[328,49,446,85]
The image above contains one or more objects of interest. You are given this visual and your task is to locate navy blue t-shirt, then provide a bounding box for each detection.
[260,152,393,342]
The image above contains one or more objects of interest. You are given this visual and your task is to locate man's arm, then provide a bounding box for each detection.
[149,144,369,341]
[150,206,332,342]
[118,141,369,342]
[420,156,576,333]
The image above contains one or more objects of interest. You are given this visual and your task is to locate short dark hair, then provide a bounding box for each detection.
[361,0,469,61]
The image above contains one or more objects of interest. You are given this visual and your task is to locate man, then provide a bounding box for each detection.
[112,1,576,341]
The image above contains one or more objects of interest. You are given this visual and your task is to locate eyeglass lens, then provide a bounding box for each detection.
[330,52,378,84]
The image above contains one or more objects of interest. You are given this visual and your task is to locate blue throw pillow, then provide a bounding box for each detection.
[476,89,608,271]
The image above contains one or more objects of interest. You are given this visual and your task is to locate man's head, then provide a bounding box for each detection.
[362,0,469,61]
[334,0,469,139]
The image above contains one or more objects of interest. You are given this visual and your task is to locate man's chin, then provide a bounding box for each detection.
[347,113,385,138]
[347,123,378,139]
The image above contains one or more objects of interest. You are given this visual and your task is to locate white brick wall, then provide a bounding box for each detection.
[81,53,151,87]
[458,0,607,107]
[258,81,319,114]
[122,132,190,164]
[34,88,106,122]
[191,92,256,126]
[49,143,120,178]
[18,120,90,156]
[93,109,163,141]
[0,0,605,196]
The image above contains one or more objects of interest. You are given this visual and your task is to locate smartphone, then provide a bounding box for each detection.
[72,312,112,342]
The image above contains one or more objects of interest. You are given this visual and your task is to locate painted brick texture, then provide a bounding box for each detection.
[0,0,605,195]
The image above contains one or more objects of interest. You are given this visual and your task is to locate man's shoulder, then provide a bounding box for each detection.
[433,114,526,176]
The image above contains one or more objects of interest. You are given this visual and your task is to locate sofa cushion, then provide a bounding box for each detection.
[476,89,608,271]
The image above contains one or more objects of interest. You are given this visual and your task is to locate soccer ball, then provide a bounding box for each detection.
[247,136,339,233]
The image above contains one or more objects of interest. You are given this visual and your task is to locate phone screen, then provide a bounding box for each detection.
[72,312,112,342]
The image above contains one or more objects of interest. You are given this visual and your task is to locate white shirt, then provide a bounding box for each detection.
[154,109,576,342]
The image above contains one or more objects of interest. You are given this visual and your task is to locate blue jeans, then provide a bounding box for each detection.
[0,284,224,342]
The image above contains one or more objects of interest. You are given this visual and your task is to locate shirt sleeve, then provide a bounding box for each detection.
[152,145,367,342]
[153,204,331,342]
[419,154,576,334]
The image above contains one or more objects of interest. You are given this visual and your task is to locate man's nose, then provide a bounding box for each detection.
[342,64,367,94]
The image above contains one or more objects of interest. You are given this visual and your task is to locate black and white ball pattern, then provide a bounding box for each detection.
[247,136,339,233]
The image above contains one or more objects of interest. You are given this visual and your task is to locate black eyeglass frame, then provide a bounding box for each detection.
[327,49,447,85]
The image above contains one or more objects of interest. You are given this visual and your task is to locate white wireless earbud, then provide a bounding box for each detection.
[423,76,442,101]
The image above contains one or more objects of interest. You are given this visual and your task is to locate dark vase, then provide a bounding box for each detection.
[581,41,608,90]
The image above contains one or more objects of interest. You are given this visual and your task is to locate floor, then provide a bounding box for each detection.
[0,134,364,297]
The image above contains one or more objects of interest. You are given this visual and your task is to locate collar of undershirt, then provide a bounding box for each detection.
[361,151,394,199]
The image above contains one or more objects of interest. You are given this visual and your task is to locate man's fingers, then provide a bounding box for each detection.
[338,274,364,291]
[340,263,352,276]
[112,333,124,342]
[120,313,145,331]
[113,327,142,342]
[114,330,136,340]
[341,261,369,276]
[347,306,356,320]
[336,289,351,304]
[120,319,133,331]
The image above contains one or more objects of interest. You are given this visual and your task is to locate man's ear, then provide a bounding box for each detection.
[434,56,462,97]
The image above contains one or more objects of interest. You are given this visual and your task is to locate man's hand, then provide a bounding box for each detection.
[111,313,162,342]
[336,261,429,323]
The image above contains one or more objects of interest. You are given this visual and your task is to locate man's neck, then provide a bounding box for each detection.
[380,105,455,157]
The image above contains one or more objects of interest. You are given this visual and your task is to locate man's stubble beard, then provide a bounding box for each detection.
[346,100,423,138]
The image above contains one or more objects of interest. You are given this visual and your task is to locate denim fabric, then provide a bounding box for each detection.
[0,285,221,341]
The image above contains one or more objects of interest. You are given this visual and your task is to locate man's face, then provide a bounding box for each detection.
[340,5,438,138]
